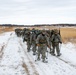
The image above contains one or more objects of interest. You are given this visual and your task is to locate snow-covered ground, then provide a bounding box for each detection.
[0,32,76,75]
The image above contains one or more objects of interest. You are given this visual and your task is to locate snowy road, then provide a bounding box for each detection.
[0,32,76,75]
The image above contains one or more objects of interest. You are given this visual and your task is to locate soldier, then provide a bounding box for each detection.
[22,28,29,38]
[46,30,52,53]
[23,29,31,52]
[30,28,37,55]
[22,28,27,37]
[15,28,22,37]
[36,30,50,62]
[51,29,62,56]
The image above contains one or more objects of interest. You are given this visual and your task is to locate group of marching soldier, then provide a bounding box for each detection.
[15,27,62,63]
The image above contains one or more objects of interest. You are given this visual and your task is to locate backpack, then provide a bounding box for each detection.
[32,32,36,41]
[39,34,47,44]
[24,31,30,41]
[53,34,60,42]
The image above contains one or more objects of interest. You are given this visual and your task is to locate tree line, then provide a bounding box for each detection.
[0,24,76,27]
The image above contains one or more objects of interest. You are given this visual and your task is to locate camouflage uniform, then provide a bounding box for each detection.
[46,30,52,53]
[22,28,27,37]
[36,30,50,62]
[23,30,31,52]
[51,29,62,56]
[30,30,37,55]
[15,28,22,37]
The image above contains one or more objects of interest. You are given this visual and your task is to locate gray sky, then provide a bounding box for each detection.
[0,0,76,25]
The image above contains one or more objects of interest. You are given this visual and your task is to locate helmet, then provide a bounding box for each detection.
[41,29,46,33]
[54,29,59,34]
[32,28,35,32]
[41,29,46,35]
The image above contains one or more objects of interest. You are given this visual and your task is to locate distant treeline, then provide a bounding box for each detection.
[0,24,76,27]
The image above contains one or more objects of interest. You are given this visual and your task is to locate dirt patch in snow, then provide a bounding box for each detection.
[0,45,5,59]
[29,61,39,75]
[22,62,30,75]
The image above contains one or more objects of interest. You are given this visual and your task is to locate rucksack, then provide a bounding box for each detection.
[24,31,30,41]
[39,34,47,44]
[53,34,60,42]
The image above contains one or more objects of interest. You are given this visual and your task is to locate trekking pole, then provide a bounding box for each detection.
[46,50,48,59]
[44,50,48,63]
[59,43,62,51]
[35,47,38,62]
[35,52,38,62]
[59,43,62,56]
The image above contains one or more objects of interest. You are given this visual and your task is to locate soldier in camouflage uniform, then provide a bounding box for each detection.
[23,29,31,52]
[30,28,37,55]
[36,30,50,62]
[22,28,27,37]
[46,30,52,53]
[51,29,62,56]
[15,28,22,37]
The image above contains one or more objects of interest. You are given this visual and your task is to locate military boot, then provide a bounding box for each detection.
[42,59,48,63]
[57,53,61,57]
[37,57,40,60]
[51,53,55,56]
[42,58,45,62]
[33,52,36,55]
[27,49,30,52]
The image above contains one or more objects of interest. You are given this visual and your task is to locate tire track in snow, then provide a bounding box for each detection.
[0,33,27,75]
[11,34,32,75]
[22,62,30,75]
[0,45,5,59]
[54,56,76,69]
[45,55,76,75]
[0,32,13,60]
[19,38,39,75]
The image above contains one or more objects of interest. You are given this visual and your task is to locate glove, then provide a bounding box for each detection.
[47,45,50,48]
[37,44,40,46]
[60,41,62,44]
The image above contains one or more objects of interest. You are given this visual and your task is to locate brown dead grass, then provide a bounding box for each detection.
[22,62,30,75]
[60,28,76,43]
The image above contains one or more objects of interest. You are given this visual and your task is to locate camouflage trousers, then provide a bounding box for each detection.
[32,42,36,54]
[27,41,31,52]
[37,44,47,61]
[49,40,52,52]
[52,42,60,55]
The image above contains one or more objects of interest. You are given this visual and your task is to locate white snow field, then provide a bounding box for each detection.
[0,32,76,75]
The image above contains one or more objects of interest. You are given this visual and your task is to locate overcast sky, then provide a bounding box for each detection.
[0,0,76,25]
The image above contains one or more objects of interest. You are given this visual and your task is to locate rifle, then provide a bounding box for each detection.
[59,27,61,37]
